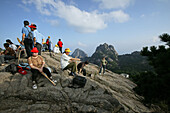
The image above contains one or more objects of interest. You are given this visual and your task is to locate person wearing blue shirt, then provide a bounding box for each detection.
[21,20,33,58]
[32,24,45,55]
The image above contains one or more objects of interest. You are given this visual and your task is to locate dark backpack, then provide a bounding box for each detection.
[5,64,18,74]
[72,75,87,88]
[26,27,33,40]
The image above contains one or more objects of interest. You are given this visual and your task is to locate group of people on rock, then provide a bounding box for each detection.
[0,20,107,90]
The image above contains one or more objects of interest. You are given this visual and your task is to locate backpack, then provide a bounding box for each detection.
[72,75,87,88]
[5,64,18,74]
[18,63,31,70]
[26,27,33,40]
[46,39,49,45]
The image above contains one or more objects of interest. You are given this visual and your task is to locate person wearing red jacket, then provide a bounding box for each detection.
[57,39,63,53]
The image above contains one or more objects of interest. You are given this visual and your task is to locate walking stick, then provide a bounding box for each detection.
[41,72,56,86]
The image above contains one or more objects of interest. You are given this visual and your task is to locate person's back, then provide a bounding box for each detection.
[22,21,30,39]
[57,39,63,53]
[58,40,63,47]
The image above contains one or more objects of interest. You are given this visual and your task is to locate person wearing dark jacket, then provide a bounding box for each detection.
[77,61,89,76]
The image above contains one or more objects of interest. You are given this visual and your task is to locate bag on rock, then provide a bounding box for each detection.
[72,75,87,88]
[5,64,18,74]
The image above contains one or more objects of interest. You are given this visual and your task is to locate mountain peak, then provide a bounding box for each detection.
[71,48,88,59]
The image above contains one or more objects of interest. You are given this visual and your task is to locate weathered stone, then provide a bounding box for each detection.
[0,52,154,113]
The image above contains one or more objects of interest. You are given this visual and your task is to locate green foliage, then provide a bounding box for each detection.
[113,51,153,75]
[0,48,3,52]
[132,33,170,112]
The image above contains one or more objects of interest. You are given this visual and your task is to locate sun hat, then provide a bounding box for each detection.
[55,44,58,47]
[29,24,36,29]
[65,48,71,53]
[31,47,39,53]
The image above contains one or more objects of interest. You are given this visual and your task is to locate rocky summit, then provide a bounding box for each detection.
[0,52,154,113]
[71,48,88,59]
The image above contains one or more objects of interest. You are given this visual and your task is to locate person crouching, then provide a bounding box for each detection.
[61,48,80,76]
[28,47,56,89]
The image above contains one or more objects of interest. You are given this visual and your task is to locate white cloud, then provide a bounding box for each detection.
[152,36,160,43]
[22,0,130,33]
[101,10,130,23]
[46,19,59,26]
[18,4,31,12]
[93,0,134,9]
[78,42,87,47]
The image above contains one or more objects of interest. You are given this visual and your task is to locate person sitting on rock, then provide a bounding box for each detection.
[28,47,56,90]
[53,44,60,54]
[61,48,80,76]
[6,39,18,51]
[77,61,89,76]
[0,43,16,66]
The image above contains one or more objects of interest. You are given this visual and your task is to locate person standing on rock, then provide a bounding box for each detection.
[46,36,52,52]
[31,24,45,55]
[99,57,107,75]
[28,47,57,90]
[61,48,80,76]
[57,39,63,53]
[21,20,33,58]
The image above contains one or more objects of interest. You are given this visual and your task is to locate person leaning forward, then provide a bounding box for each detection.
[28,47,57,90]
[61,48,80,76]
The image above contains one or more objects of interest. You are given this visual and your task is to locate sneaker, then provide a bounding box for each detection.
[50,77,57,83]
[32,84,37,90]
[52,79,57,83]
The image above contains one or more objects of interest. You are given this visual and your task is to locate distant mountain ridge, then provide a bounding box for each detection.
[76,43,153,75]
[86,43,119,71]
[115,51,153,75]
[71,48,88,59]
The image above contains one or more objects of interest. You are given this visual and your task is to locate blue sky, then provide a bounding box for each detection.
[0,0,170,56]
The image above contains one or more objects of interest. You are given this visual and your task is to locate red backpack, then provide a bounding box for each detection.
[46,39,49,45]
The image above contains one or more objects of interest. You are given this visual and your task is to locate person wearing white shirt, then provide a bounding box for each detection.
[6,39,17,51]
[61,48,80,76]
[54,44,60,53]
[30,24,45,55]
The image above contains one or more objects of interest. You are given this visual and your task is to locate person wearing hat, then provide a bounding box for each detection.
[57,39,63,53]
[53,44,60,54]
[21,20,33,58]
[61,48,80,76]
[28,47,56,89]
[31,24,45,55]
